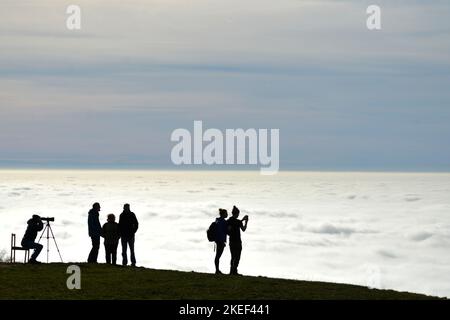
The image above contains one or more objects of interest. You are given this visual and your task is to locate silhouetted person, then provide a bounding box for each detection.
[21,214,44,264]
[119,204,139,266]
[227,206,248,275]
[102,214,120,265]
[87,202,102,263]
[214,208,229,274]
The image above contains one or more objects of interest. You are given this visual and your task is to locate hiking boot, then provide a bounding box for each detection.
[28,259,41,264]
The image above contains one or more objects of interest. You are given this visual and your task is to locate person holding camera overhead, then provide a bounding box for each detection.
[21,214,44,264]
[227,206,249,275]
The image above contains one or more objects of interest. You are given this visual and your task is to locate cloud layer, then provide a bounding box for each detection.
[1,170,450,297]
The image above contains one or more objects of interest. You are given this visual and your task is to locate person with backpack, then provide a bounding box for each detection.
[101,213,120,265]
[227,206,248,275]
[212,208,228,274]
[119,203,139,266]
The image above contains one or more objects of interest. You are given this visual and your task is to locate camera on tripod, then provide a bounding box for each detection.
[36,216,63,263]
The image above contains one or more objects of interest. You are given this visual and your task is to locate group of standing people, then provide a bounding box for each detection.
[19,203,250,276]
[87,203,139,266]
[213,206,249,275]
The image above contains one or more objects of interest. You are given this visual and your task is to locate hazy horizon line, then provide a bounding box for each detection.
[0,166,449,174]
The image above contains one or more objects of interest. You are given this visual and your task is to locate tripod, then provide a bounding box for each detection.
[37,220,63,263]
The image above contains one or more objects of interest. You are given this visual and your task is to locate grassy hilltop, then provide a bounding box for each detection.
[0,263,440,300]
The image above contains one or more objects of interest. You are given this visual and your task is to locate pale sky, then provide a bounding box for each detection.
[1,0,450,170]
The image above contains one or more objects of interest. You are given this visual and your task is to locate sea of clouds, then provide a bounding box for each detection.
[1,170,450,297]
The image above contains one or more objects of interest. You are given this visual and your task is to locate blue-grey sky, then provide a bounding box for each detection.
[1,0,450,170]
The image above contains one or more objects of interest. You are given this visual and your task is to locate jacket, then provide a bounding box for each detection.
[119,210,139,237]
[88,209,102,237]
[215,217,228,243]
[102,222,120,245]
[22,218,44,243]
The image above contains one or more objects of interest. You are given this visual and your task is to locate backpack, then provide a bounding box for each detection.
[207,221,217,242]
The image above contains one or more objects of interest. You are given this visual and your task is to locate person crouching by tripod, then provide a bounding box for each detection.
[21,214,44,264]
[102,214,120,265]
